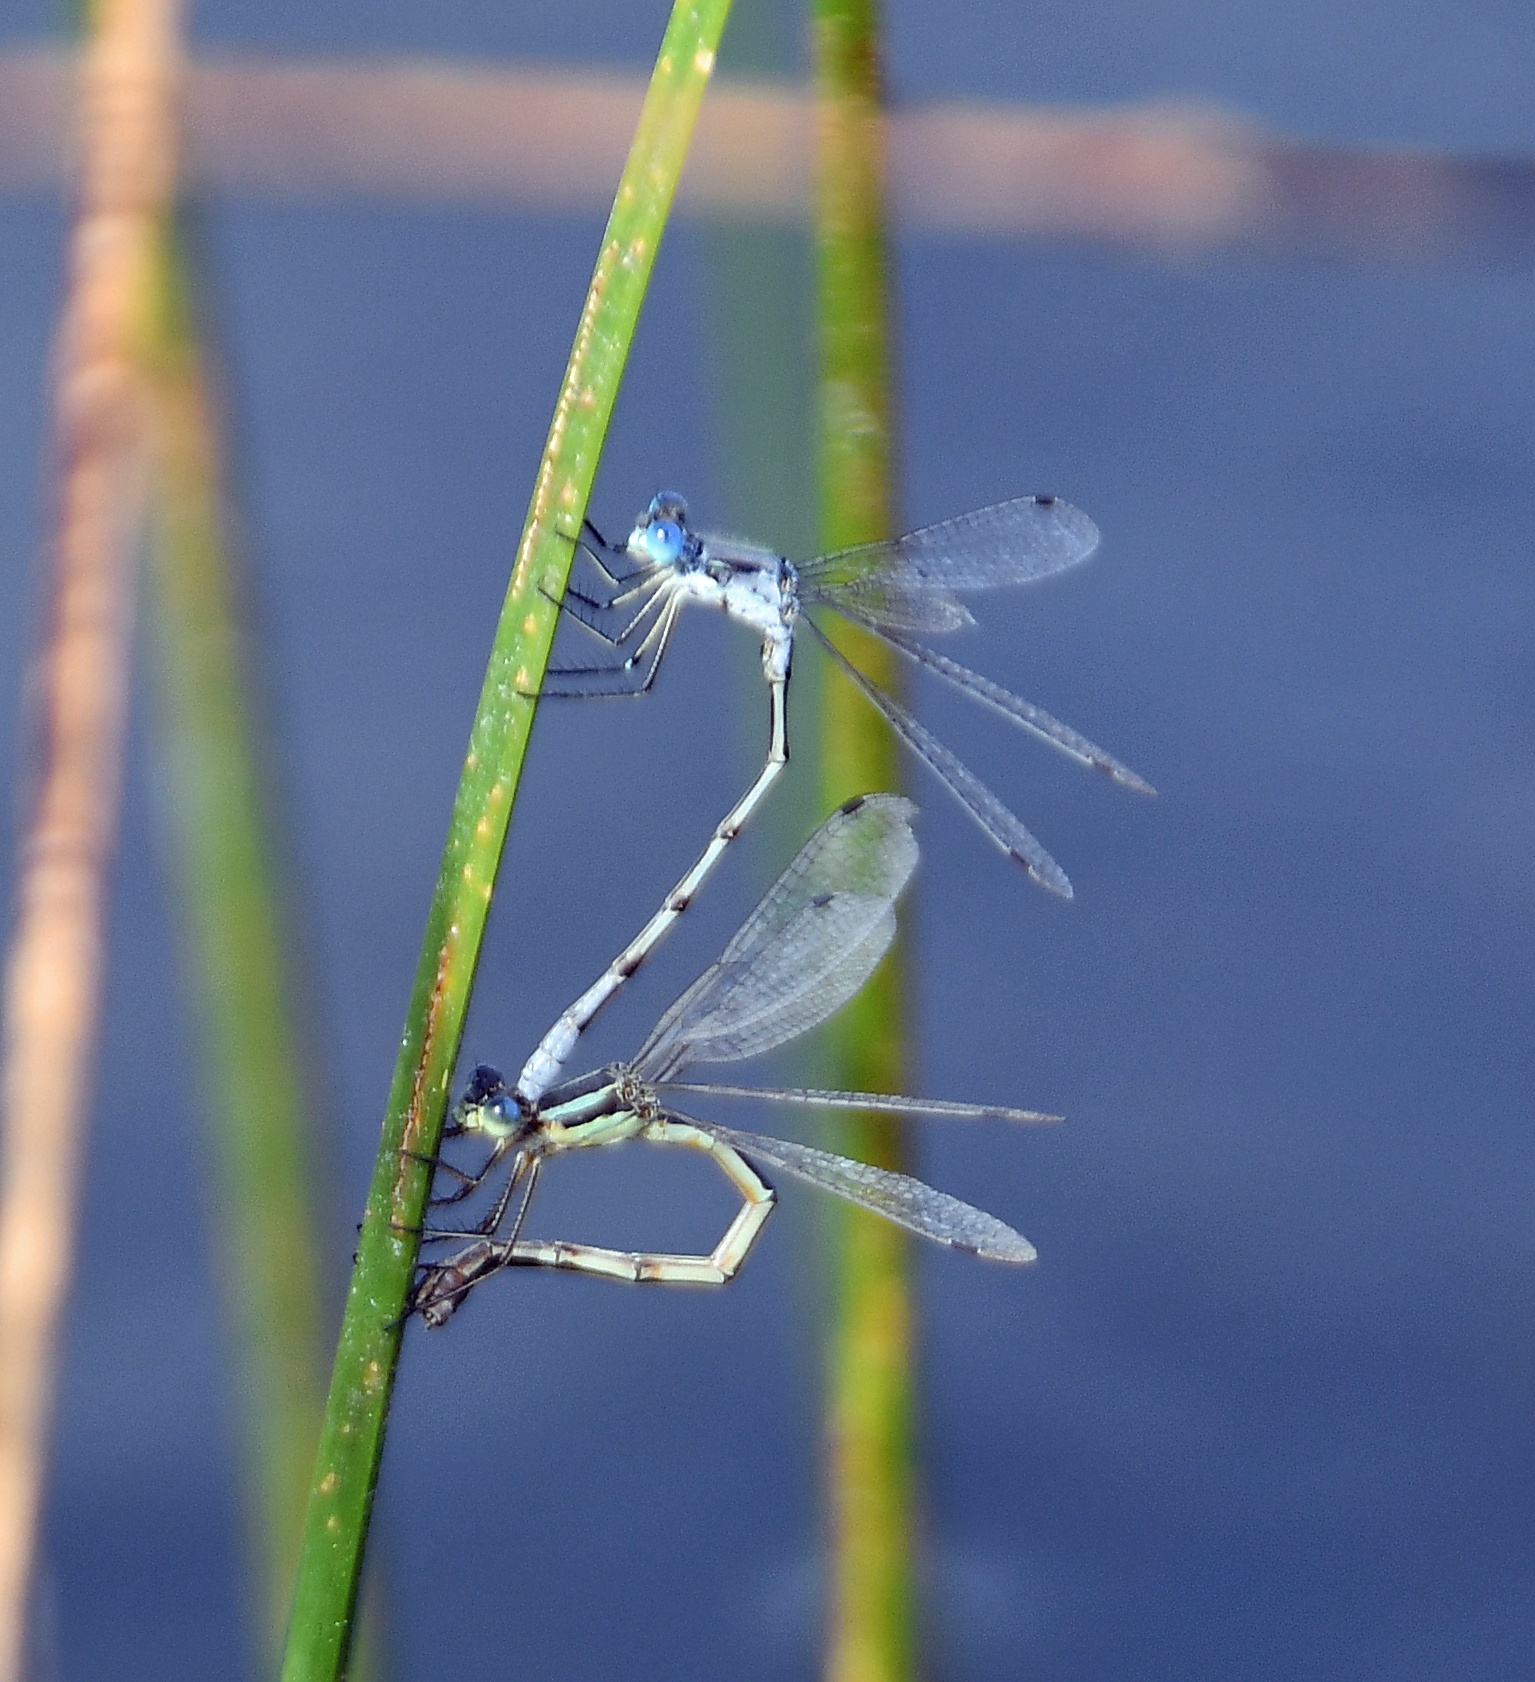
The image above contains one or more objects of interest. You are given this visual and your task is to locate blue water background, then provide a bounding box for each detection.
[0,1,1533,1676]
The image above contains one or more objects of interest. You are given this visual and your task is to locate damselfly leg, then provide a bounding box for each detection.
[540,588,684,699]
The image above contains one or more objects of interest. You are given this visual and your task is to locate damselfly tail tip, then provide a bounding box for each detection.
[984,1233,1038,1265]
[410,1261,476,1329]
[967,1103,1065,1125]
[1023,855,1074,900]
[1106,762,1158,798]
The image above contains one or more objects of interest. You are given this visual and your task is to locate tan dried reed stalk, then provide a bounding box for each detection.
[0,4,185,1676]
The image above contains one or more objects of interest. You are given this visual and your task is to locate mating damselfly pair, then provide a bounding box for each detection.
[408,492,1151,1324]
[412,796,1056,1325]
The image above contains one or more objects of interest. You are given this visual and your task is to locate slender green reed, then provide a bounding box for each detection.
[279,7,734,1676]
[700,0,819,913]
[144,227,332,1672]
[812,2,917,1679]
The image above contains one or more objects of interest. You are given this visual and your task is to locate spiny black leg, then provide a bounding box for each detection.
[578,517,643,589]
[562,577,620,617]
[416,1222,501,1243]
[400,1145,479,1181]
[542,593,678,698]
[471,1152,540,1239]
[541,581,629,643]
[544,573,665,650]
[427,1171,489,1207]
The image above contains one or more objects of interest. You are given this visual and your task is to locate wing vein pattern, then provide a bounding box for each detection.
[688,1115,1037,1263]
[632,793,918,1081]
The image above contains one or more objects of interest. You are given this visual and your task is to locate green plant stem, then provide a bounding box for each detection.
[699,210,817,873]
[812,2,916,1680]
[279,6,733,1677]
[144,224,333,1672]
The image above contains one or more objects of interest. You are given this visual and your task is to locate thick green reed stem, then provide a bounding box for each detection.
[812,2,917,1680]
[279,7,733,1677]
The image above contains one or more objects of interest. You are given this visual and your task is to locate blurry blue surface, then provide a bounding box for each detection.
[1,2,1534,1678]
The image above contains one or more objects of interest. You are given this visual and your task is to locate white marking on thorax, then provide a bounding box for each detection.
[674,543,799,673]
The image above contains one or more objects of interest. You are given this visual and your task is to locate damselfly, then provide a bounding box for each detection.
[411,794,1057,1327]
[549,492,1154,902]
[514,490,1152,1106]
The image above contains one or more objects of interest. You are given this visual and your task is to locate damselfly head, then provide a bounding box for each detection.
[629,491,690,569]
[454,1064,529,1141]
[646,490,688,526]
[463,1063,508,1107]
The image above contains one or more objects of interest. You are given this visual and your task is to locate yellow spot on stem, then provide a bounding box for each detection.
[319,1472,338,1496]
[523,613,539,636]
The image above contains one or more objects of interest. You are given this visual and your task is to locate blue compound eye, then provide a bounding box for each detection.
[645,518,685,566]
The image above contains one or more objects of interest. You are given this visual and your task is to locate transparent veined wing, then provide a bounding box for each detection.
[632,794,917,1081]
[655,1079,1063,1126]
[796,495,1100,633]
[635,892,895,1079]
[802,619,1074,896]
[690,1115,1037,1263]
[806,581,975,635]
[826,610,1158,796]
[716,792,918,961]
